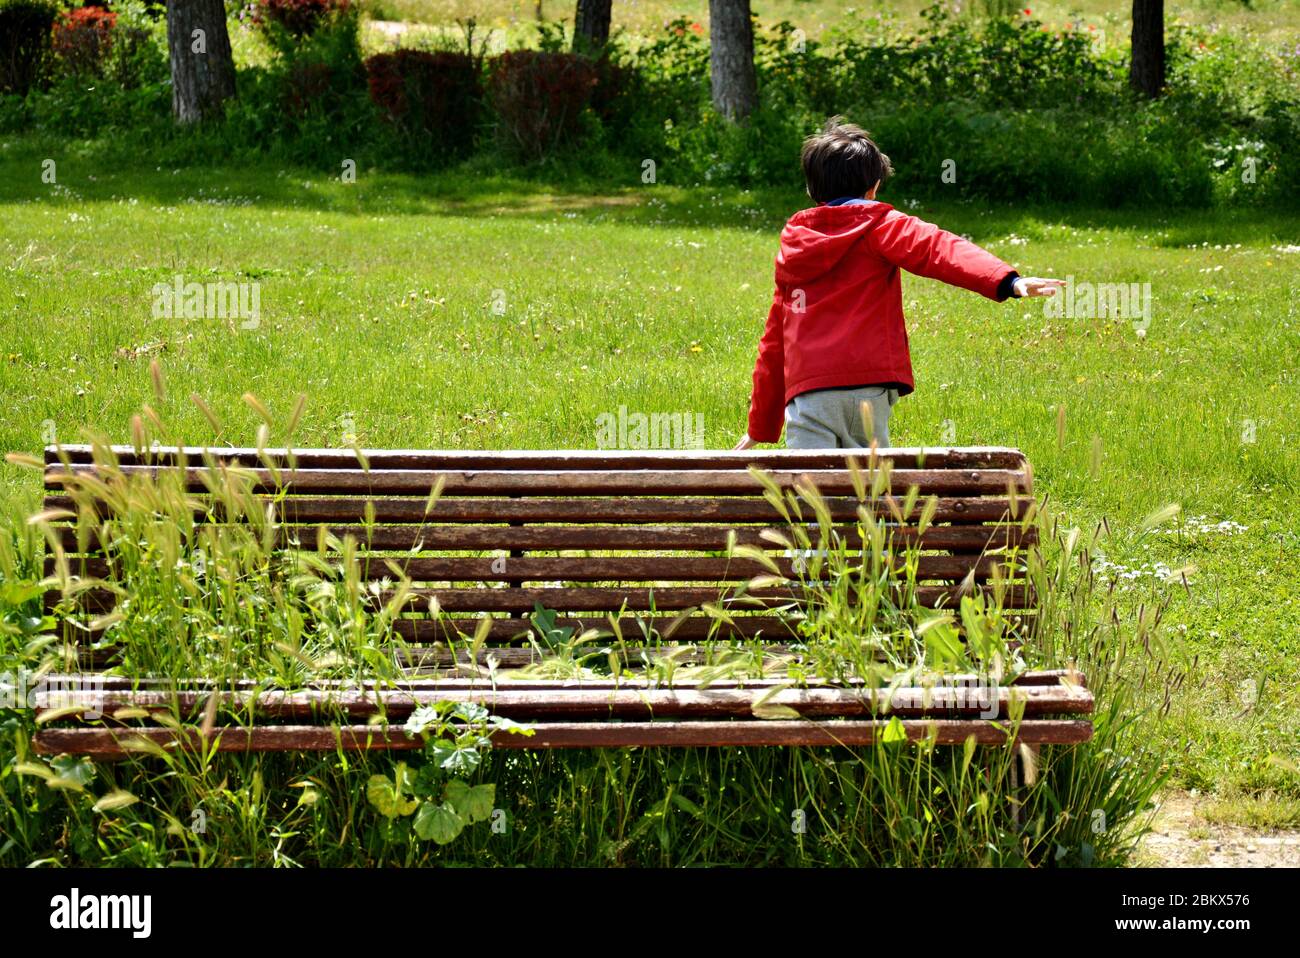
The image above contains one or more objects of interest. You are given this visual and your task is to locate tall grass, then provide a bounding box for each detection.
[0,399,1177,866]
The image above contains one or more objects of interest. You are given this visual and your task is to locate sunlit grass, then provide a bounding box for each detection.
[0,141,1297,860]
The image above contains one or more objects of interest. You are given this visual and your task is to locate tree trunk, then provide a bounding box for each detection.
[709,0,756,121]
[573,0,612,53]
[1129,0,1165,98]
[167,0,236,124]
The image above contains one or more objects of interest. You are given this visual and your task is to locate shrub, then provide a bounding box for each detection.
[215,5,373,165]
[283,58,335,117]
[364,49,480,158]
[0,0,58,95]
[488,50,597,160]
[255,0,348,39]
[51,5,118,79]
[104,24,168,90]
[587,52,635,128]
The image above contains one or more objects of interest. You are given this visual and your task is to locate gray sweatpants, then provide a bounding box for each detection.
[784,386,899,449]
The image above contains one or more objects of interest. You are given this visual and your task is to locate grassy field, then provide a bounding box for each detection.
[365,0,1300,44]
[1,131,1297,829]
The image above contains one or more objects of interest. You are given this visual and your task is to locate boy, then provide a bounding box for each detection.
[734,119,1063,451]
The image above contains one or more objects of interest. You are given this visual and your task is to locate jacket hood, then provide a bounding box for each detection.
[774,202,894,287]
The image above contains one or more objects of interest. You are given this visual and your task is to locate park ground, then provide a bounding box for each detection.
[0,135,1297,861]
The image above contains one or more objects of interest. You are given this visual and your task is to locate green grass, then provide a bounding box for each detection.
[365,0,1300,44]
[0,133,1297,858]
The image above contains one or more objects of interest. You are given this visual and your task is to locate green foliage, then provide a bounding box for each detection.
[363,50,482,165]
[0,0,58,95]
[362,703,527,846]
[0,417,1176,865]
[2,7,1297,203]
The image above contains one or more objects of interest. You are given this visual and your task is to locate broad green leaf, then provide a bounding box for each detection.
[413,801,464,844]
[924,621,964,670]
[451,701,489,725]
[489,716,536,737]
[366,774,418,818]
[433,744,482,775]
[50,755,96,788]
[881,715,909,745]
[405,704,443,737]
[444,780,495,824]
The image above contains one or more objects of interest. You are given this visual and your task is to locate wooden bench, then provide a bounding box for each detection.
[32,445,1092,758]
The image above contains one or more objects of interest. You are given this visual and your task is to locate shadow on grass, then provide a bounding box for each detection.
[1,133,1298,244]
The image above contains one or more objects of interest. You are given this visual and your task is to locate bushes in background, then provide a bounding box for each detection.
[0,0,58,95]
[51,5,118,78]
[1,6,1296,206]
[220,18,376,167]
[489,51,597,160]
[365,50,480,159]
[255,0,351,41]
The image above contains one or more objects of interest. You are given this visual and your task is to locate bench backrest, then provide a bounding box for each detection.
[43,446,1036,647]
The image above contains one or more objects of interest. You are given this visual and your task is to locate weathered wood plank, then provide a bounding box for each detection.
[55,553,1017,583]
[50,582,1036,614]
[46,444,1029,471]
[32,718,1092,756]
[51,522,1037,555]
[43,494,1035,526]
[33,683,1093,720]
[45,465,1031,497]
[33,668,1087,692]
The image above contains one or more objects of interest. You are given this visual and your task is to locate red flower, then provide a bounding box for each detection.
[689,21,704,35]
[1023,8,1032,14]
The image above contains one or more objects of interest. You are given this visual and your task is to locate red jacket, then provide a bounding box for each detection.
[746,202,1016,443]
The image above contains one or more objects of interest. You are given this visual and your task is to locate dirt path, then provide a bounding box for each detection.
[1137,791,1300,867]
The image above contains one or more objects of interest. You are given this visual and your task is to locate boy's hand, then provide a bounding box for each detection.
[733,433,758,451]
[1013,277,1066,298]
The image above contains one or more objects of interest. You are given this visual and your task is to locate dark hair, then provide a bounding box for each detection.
[800,117,893,204]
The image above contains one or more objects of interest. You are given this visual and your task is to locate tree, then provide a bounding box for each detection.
[1129,0,1165,98]
[709,0,756,121]
[573,0,612,53]
[166,0,236,124]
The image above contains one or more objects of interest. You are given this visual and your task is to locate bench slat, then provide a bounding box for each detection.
[56,554,1018,583]
[55,583,1035,614]
[35,669,1086,692]
[32,718,1092,756]
[43,494,1034,525]
[46,445,1029,471]
[50,522,1037,555]
[45,465,1031,497]
[33,684,1094,719]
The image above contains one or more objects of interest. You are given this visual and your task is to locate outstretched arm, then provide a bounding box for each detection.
[870,209,1061,300]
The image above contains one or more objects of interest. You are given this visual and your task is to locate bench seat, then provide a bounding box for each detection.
[33,444,1090,757]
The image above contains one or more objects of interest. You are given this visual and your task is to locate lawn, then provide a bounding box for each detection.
[371,0,1300,46]
[1,132,1297,830]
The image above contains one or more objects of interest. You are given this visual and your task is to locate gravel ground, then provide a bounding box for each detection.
[1137,791,1300,868]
